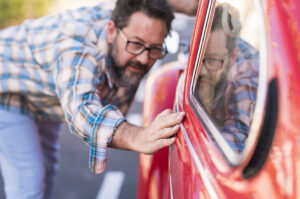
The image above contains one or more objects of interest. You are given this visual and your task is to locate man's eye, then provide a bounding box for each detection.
[130,41,144,47]
[151,46,163,51]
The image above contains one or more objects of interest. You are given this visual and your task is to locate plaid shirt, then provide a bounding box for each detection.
[212,38,259,152]
[0,3,138,174]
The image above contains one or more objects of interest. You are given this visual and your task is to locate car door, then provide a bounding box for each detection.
[169,0,271,198]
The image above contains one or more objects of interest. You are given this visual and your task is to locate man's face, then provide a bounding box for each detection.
[107,11,167,87]
[197,29,234,113]
[200,29,231,86]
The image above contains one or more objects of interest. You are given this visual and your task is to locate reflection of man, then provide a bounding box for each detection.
[0,0,185,198]
[196,3,259,151]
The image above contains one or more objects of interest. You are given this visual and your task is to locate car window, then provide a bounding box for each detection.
[191,0,263,156]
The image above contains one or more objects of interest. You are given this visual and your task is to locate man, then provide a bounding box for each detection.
[195,3,259,152]
[0,0,184,198]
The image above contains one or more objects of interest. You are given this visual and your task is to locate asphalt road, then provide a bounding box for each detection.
[0,14,195,199]
[53,103,142,199]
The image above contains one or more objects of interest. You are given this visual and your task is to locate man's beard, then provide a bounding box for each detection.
[108,45,149,87]
[112,59,148,87]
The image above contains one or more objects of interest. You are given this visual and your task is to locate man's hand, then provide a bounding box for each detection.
[110,109,185,154]
[168,0,199,15]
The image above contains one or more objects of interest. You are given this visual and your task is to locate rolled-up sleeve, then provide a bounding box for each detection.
[55,50,126,174]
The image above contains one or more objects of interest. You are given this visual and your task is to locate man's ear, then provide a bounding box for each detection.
[106,20,118,44]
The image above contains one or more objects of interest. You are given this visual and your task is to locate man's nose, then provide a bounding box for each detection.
[136,50,150,65]
[200,62,209,75]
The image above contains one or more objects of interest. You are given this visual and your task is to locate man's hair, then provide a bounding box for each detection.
[211,3,241,54]
[111,0,174,34]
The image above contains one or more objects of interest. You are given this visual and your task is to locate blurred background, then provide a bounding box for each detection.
[0,0,195,198]
[0,0,50,28]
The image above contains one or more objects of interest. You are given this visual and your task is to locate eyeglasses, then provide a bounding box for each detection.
[118,28,168,60]
[202,57,226,71]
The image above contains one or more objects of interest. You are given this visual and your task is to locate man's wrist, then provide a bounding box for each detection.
[107,118,127,146]
[109,121,143,152]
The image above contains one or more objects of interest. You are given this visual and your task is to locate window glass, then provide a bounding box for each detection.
[193,0,261,153]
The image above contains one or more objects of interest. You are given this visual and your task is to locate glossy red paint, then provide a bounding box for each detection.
[137,61,185,199]
[137,0,300,198]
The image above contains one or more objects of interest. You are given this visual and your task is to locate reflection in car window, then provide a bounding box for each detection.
[194,2,260,153]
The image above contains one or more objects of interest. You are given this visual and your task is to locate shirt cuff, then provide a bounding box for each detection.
[88,105,125,174]
[107,118,126,146]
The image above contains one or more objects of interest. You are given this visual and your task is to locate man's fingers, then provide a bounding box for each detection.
[156,137,176,149]
[140,111,185,154]
[159,124,180,139]
[155,111,185,129]
[158,109,173,117]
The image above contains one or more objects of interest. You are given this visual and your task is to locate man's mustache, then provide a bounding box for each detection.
[199,75,213,84]
[126,61,148,73]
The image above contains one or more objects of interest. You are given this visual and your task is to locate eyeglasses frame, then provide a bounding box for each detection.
[117,28,168,60]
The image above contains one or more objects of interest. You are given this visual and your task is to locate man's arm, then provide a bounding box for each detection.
[168,0,199,15]
[110,109,185,154]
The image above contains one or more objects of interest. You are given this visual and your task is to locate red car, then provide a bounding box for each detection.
[137,0,300,198]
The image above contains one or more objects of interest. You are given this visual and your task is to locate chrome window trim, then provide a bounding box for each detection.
[188,0,268,166]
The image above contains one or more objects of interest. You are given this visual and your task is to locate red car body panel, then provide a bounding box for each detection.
[137,0,300,198]
[137,61,185,199]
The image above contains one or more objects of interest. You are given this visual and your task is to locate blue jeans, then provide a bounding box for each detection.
[0,109,61,199]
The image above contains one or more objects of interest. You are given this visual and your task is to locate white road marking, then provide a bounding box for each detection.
[96,171,125,199]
